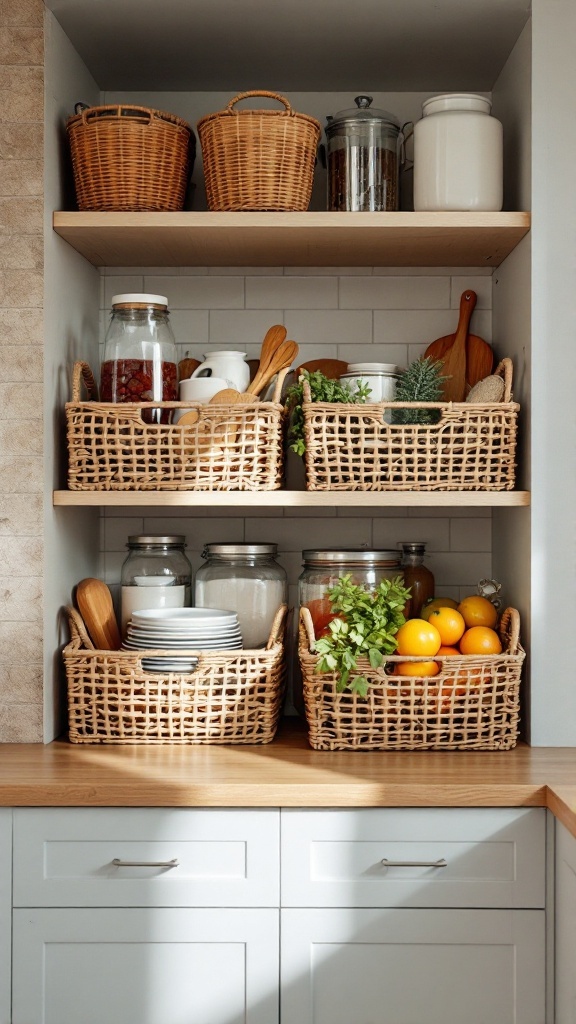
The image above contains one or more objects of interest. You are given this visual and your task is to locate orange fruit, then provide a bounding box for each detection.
[436,645,460,657]
[459,626,502,655]
[426,607,466,646]
[457,595,498,629]
[394,660,440,677]
[395,618,442,657]
[421,597,459,620]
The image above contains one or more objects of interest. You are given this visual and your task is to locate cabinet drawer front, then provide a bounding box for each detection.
[13,808,279,907]
[281,907,545,1024]
[281,808,545,908]
[13,907,279,1024]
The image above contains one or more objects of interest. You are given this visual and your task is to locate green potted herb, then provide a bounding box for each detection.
[286,370,371,455]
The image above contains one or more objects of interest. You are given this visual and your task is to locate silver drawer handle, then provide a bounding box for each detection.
[381,858,448,868]
[112,858,179,869]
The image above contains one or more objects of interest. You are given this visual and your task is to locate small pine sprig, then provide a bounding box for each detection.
[393,356,449,424]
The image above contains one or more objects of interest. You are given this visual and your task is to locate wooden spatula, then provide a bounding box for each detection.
[76,578,121,650]
[425,290,494,398]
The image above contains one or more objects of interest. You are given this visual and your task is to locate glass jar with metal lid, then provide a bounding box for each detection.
[325,96,403,211]
[120,535,192,636]
[298,549,404,639]
[194,543,287,649]
[100,293,178,424]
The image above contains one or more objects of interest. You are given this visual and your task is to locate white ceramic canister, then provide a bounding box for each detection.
[339,362,402,402]
[413,93,503,212]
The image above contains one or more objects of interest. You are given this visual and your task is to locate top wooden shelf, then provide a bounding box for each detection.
[52,211,531,268]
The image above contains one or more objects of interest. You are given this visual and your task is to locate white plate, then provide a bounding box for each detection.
[132,608,238,626]
[123,639,243,651]
[142,658,198,673]
[127,624,242,637]
[126,631,243,645]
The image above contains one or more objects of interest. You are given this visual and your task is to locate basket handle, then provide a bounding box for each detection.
[494,358,514,402]
[299,606,317,651]
[266,604,288,649]
[66,605,95,650]
[72,361,98,402]
[498,607,521,654]
[226,91,294,116]
[78,104,155,125]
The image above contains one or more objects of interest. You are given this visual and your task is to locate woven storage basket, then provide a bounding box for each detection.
[299,605,524,751]
[66,104,193,211]
[197,90,321,211]
[64,605,287,745]
[66,362,286,491]
[301,358,519,491]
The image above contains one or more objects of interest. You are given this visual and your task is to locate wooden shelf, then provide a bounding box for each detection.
[52,211,531,268]
[53,490,530,508]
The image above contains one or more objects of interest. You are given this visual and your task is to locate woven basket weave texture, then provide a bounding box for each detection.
[66,104,193,211]
[197,91,321,211]
[299,606,524,751]
[64,606,286,745]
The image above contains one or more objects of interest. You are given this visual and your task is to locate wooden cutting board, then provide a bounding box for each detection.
[424,290,494,400]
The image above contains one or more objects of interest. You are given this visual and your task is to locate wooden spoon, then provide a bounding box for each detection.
[76,578,121,650]
[248,325,288,394]
[247,340,299,397]
[424,290,493,397]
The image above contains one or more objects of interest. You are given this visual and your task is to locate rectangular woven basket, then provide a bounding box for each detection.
[302,358,519,491]
[299,606,524,751]
[197,91,321,211]
[66,104,194,212]
[66,362,286,491]
[63,605,287,745]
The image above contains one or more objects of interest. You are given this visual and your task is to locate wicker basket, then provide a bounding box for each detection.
[66,104,194,211]
[64,605,287,745]
[302,358,519,491]
[299,606,524,751]
[197,91,321,211]
[66,362,286,491]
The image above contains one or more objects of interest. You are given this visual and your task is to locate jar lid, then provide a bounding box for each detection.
[422,93,492,117]
[343,362,403,375]
[112,293,168,308]
[202,543,278,557]
[399,541,427,554]
[326,95,400,132]
[127,535,186,547]
[302,549,400,565]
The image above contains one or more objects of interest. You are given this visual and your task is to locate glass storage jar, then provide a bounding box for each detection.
[399,541,435,618]
[298,549,404,639]
[120,535,192,636]
[325,96,403,212]
[194,543,287,649]
[100,293,178,424]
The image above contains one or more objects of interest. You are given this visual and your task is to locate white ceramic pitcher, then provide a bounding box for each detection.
[190,350,250,392]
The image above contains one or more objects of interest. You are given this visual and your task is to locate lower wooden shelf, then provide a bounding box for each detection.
[53,489,530,508]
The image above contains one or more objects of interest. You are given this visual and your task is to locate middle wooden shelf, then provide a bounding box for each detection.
[53,490,530,508]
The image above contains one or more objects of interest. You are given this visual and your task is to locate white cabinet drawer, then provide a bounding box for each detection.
[13,808,279,907]
[281,808,545,908]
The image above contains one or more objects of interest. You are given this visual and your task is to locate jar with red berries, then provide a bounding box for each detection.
[100,293,178,424]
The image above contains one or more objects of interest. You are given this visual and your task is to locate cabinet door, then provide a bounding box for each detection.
[556,821,576,1023]
[13,907,278,1024]
[0,809,11,1024]
[281,907,545,1024]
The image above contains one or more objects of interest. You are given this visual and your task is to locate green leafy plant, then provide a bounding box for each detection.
[314,574,412,697]
[286,370,372,455]
[392,356,449,424]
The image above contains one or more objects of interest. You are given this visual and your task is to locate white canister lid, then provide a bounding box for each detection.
[111,293,168,307]
[422,93,492,117]
[344,362,402,375]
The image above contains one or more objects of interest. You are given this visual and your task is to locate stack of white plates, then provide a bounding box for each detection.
[122,607,243,673]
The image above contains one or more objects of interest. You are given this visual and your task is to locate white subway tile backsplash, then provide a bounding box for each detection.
[408,506,492,518]
[208,310,284,350]
[340,276,450,310]
[246,517,372,551]
[372,266,493,277]
[103,275,144,308]
[170,310,210,350]
[284,266,370,276]
[429,552,492,590]
[450,276,493,308]
[285,310,372,348]
[375,309,492,347]
[245,276,338,309]
[338,342,407,366]
[373,517,450,550]
[144,276,244,309]
[102,518,145,552]
[450,517,492,552]
[207,266,283,276]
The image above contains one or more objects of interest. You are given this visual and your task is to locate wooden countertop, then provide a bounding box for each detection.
[1,720,576,834]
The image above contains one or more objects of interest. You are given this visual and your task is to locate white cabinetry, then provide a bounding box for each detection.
[555,821,576,1023]
[281,808,546,1024]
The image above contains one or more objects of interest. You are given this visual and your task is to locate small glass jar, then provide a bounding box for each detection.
[399,541,435,618]
[298,549,403,639]
[120,535,192,635]
[100,293,178,424]
[194,543,287,649]
[325,96,403,212]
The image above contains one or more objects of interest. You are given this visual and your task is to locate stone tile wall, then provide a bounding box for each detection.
[0,0,44,741]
